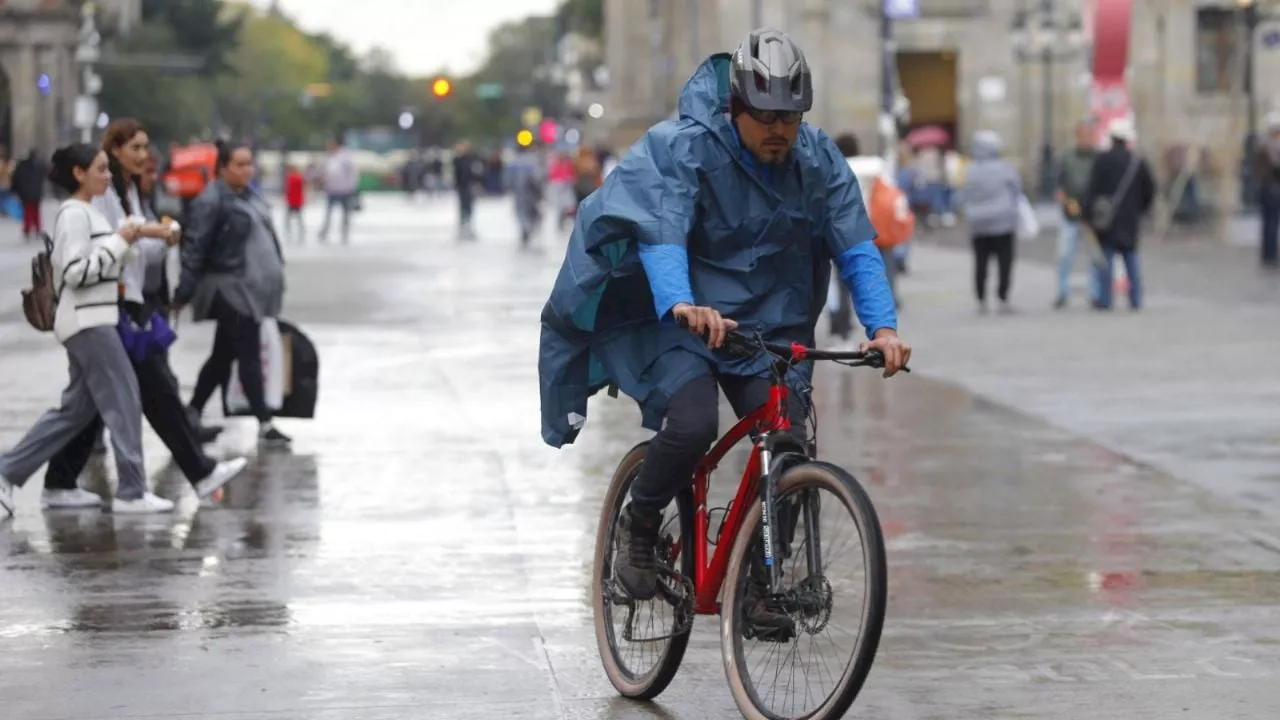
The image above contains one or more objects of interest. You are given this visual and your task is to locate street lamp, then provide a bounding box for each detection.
[1011,2,1085,200]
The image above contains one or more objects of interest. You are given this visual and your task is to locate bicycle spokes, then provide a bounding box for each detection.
[736,481,872,718]
[607,566,695,643]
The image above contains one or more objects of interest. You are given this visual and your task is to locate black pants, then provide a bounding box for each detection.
[190,294,271,423]
[973,233,1015,302]
[45,346,215,490]
[629,372,808,513]
[1260,183,1280,264]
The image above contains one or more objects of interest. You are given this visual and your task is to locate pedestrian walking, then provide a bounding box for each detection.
[1083,117,1155,311]
[957,130,1022,314]
[507,144,545,247]
[1254,111,1280,268]
[174,140,292,448]
[12,149,47,239]
[1054,119,1103,308]
[453,140,478,240]
[283,164,306,243]
[41,121,247,508]
[317,136,358,244]
[0,143,173,516]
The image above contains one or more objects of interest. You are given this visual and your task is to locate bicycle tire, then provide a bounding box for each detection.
[720,461,887,720]
[591,442,695,700]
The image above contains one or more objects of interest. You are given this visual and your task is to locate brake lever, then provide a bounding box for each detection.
[849,349,911,373]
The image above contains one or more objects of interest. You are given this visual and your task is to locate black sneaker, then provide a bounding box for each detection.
[614,504,662,601]
[259,426,292,448]
[741,579,796,643]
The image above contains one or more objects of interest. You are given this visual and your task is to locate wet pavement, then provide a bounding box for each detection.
[1,195,1279,719]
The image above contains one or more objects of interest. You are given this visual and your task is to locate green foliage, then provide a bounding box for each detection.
[140,0,243,76]
[105,0,595,148]
[214,10,329,143]
[97,21,217,143]
[557,0,603,39]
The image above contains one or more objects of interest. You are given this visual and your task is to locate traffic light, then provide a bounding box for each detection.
[431,76,452,98]
[516,129,534,148]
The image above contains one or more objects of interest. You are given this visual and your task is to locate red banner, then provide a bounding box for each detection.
[1089,0,1133,146]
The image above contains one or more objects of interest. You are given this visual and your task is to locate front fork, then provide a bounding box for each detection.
[757,440,823,596]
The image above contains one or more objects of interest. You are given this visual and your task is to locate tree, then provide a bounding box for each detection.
[213,8,329,144]
[446,16,567,143]
[308,31,361,83]
[98,12,224,143]
[556,0,603,40]
[140,0,244,76]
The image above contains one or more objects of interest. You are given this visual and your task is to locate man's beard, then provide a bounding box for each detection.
[756,145,791,164]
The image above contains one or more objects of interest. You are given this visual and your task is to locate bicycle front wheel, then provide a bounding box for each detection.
[721,462,887,720]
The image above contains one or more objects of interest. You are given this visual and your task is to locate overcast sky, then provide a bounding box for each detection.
[245,0,561,75]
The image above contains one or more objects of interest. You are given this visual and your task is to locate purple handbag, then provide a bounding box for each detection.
[117,307,177,363]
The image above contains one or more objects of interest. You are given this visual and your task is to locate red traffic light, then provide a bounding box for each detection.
[431,77,452,98]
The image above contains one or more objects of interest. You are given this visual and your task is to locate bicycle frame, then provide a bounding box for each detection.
[689,371,793,615]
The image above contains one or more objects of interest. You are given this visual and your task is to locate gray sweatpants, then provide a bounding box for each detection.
[0,325,147,499]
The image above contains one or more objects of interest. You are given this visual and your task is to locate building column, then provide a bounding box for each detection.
[9,42,39,158]
[59,43,77,146]
[35,45,59,156]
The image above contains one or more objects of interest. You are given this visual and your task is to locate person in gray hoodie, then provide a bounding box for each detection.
[958,130,1023,313]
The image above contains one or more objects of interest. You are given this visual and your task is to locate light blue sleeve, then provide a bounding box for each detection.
[639,245,694,322]
[816,131,899,338]
[834,245,897,338]
[586,125,700,321]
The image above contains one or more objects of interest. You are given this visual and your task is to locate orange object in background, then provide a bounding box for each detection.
[163,143,218,200]
[868,176,914,249]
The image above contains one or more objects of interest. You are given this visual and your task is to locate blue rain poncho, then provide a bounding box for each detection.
[539,54,897,448]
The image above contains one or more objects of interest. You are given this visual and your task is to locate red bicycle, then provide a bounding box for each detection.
[591,328,893,719]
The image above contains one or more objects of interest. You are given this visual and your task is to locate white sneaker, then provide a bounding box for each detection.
[194,457,248,500]
[111,492,175,514]
[42,488,103,509]
[0,475,13,516]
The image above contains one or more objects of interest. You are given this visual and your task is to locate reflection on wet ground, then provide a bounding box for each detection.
[0,199,1277,719]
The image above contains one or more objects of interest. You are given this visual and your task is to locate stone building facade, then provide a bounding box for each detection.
[602,0,1264,212]
[0,0,140,159]
[0,0,80,158]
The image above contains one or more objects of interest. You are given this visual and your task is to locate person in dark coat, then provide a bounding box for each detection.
[12,150,47,239]
[1084,117,1155,311]
[452,140,477,240]
[1254,111,1280,267]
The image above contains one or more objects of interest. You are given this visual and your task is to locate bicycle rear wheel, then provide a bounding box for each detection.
[591,443,695,700]
[721,461,887,720]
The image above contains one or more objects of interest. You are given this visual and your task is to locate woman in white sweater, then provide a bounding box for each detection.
[40,120,247,507]
[0,144,173,516]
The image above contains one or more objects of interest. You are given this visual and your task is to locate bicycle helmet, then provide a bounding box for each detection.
[729,29,813,113]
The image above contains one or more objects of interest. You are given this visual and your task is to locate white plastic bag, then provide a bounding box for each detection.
[1016,194,1040,242]
[225,317,285,414]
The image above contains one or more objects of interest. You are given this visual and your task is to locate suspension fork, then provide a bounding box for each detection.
[802,488,823,580]
[757,434,780,593]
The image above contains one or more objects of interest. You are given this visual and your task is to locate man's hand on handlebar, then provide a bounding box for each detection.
[672,303,738,349]
[859,328,911,378]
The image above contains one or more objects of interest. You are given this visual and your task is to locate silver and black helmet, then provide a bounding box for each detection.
[729,29,814,113]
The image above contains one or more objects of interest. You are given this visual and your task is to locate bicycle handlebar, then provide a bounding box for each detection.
[675,317,909,372]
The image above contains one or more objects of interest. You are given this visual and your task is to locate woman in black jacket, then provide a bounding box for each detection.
[173,140,291,448]
[1084,117,1155,311]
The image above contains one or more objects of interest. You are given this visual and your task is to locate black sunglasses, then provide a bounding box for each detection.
[744,107,803,126]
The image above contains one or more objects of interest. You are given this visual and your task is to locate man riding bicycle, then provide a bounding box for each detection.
[539,30,911,634]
